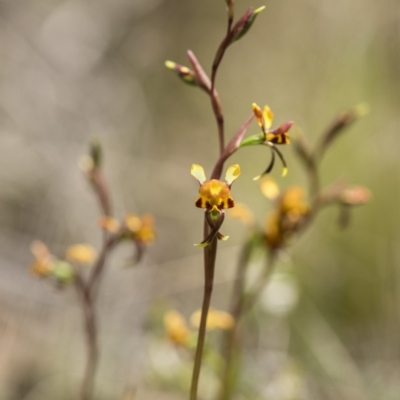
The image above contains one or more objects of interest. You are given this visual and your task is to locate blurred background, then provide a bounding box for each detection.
[0,0,399,398]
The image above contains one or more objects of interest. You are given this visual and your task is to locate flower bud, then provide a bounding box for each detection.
[90,137,102,168]
[165,60,197,86]
[230,6,265,43]
[340,186,371,206]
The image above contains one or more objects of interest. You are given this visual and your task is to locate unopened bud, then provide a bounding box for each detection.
[340,186,371,206]
[90,138,102,168]
[231,6,265,43]
[52,261,75,286]
[316,103,370,160]
[225,0,235,20]
[165,60,197,86]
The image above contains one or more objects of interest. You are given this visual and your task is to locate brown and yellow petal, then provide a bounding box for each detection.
[252,103,264,127]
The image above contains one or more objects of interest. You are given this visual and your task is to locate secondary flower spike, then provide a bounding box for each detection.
[191,164,240,246]
[252,103,293,179]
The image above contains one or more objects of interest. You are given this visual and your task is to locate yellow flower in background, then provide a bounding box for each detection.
[125,213,155,244]
[264,210,282,248]
[164,310,191,346]
[190,308,234,331]
[30,240,54,277]
[191,164,240,212]
[65,244,97,265]
[260,176,280,200]
[279,186,309,218]
[264,186,310,249]
[98,216,120,233]
[228,203,255,226]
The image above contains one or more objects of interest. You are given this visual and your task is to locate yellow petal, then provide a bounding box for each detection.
[165,60,176,69]
[254,5,266,14]
[252,103,263,127]
[225,164,241,185]
[125,213,142,232]
[98,216,120,233]
[194,241,209,248]
[263,105,274,130]
[191,164,206,185]
[260,177,280,200]
[164,310,191,345]
[65,244,97,264]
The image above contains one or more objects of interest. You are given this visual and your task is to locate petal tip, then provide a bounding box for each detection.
[194,242,208,248]
[191,164,206,184]
[165,60,175,69]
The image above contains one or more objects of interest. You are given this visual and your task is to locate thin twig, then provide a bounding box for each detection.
[74,272,98,400]
[73,231,121,400]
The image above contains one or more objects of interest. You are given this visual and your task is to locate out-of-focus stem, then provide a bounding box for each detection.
[73,232,121,400]
[81,294,98,400]
[74,273,98,400]
[219,249,276,400]
[87,233,120,297]
[218,237,254,400]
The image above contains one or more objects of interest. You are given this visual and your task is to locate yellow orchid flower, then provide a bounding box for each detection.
[251,103,293,179]
[191,164,240,247]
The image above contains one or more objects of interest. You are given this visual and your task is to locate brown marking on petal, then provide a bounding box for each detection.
[227,198,235,208]
[267,132,290,145]
[205,201,211,210]
[195,198,204,208]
